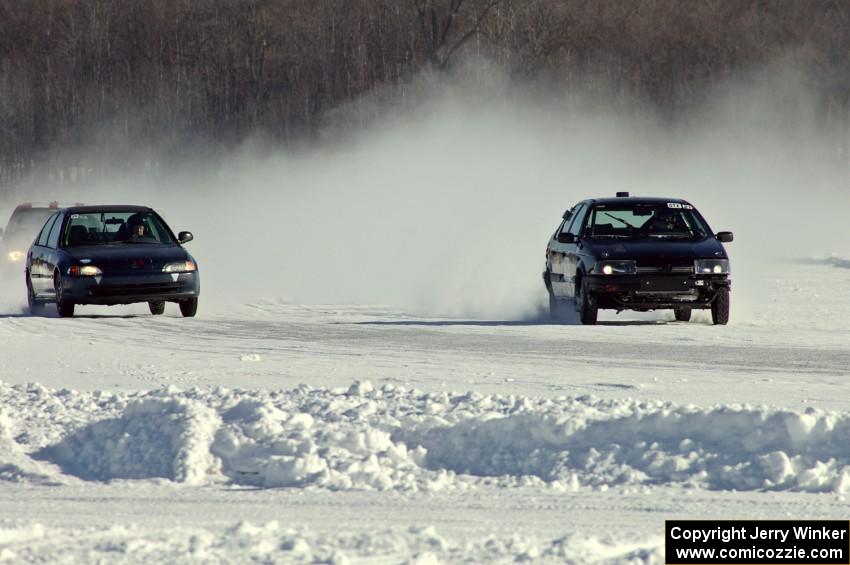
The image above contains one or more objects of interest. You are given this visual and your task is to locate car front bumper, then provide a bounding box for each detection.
[586,274,729,310]
[61,271,200,305]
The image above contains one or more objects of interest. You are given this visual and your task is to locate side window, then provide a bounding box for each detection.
[584,206,597,232]
[36,214,58,247]
[567,204,588,235]
[556,207,575,235]
[553,218,567,238]
[47,214,64,248]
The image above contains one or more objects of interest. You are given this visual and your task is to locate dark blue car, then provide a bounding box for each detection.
[25,205,199,317]
[544,193,733,325]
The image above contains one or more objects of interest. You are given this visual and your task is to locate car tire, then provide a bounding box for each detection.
[26,273,43,315]
[149,301,165,315]
[54,274,75,318]
[576,278,598,325]
[179,297,198,318]
[711,287,730,325]
[674,307,691,322]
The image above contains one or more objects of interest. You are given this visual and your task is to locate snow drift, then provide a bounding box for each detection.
[0,520,662,564]
[0,381,847,493]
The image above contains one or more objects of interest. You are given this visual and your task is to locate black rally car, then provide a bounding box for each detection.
[543,193,733,325]
[26,205,199,317]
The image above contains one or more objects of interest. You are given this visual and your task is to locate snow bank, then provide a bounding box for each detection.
[3,381,850,492]
[37,398,220,484]
[0,520,663,564]
[801,255,850,269]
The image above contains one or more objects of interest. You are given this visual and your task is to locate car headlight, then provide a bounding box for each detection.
[594,260,637,275]
[695,259,730,275]
[68,265,102,276]
[163,260,196,273]
[6,251,24,262]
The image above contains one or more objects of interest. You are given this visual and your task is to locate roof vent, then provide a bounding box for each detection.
[616,191,630,197]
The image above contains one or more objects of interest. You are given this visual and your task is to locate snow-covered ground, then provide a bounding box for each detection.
[1,260,849,563]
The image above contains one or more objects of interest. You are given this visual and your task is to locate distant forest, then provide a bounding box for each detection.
[2,0,850,189]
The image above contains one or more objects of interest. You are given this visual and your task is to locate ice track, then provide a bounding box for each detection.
[0,261,849,562]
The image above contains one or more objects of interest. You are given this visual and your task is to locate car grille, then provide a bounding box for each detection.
[90,281,185,297]
[636,266,694,274]
[636,258,694,275]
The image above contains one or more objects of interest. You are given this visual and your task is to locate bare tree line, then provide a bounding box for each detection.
[1,0,850,190]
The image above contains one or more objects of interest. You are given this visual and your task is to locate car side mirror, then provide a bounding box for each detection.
[557,232,577,244]
[715,231,733,243]
[178,231,194,244]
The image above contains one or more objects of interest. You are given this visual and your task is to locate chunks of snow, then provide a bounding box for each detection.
[0,520,662,564]
[36,398,221,484]
[2,380,850,492]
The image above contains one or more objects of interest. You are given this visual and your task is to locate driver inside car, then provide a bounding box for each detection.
[644,210,688,235]
[125,214,151,241]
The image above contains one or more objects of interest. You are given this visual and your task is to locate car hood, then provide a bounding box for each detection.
[584,238,727,260]
[65,244,193,274]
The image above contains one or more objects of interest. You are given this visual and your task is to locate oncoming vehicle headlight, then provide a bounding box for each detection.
[68,265,102,276]
[6,251,24,262]
[595,260,637,275]
[695,259,730,275]
[163,260,196,273]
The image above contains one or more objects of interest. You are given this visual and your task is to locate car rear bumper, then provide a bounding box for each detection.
[61,271,200,305]
[586,274,729,310]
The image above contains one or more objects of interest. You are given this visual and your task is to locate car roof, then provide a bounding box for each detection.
[587,196,693,206]
[62,205,153,214]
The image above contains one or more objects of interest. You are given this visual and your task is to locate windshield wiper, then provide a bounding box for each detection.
[602,212,637,230]
[649,233,694,239]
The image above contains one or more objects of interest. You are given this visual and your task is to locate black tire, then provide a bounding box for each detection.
[549,293,571,323]
[674,307,691,322]
[54,274,75,318]
[26,273,43,315]
[576,277,598,325]
[711,287,730,325]
[149,301,165,315]
[179,297,198,318]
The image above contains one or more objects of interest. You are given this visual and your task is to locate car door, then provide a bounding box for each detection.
[561,204,589,298]
[42,213,65,297]
[547,203,586,298]
[29,213,58,294]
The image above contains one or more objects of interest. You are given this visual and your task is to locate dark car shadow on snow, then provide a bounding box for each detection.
[0,310,145,319]
[354,317,673,328]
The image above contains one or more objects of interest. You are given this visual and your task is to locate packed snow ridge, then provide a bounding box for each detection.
[2,380,850,493]
[0,520,662,564]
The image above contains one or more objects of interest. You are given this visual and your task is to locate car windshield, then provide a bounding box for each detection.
[584,203,710,240]
[4,208,55,239]
[62,211,175,247]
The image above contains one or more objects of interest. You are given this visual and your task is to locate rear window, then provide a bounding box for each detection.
[4,208,56,239]
[62,211,175,247]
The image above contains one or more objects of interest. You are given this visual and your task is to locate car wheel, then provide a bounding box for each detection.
[179,297,198,318]
[149,301,165,315]
[26,272,43,315]
[674,307,691,322]
[711,287,730,325]
[576,277,598,325]
[548,292,572,323]
[54,274,75,318]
